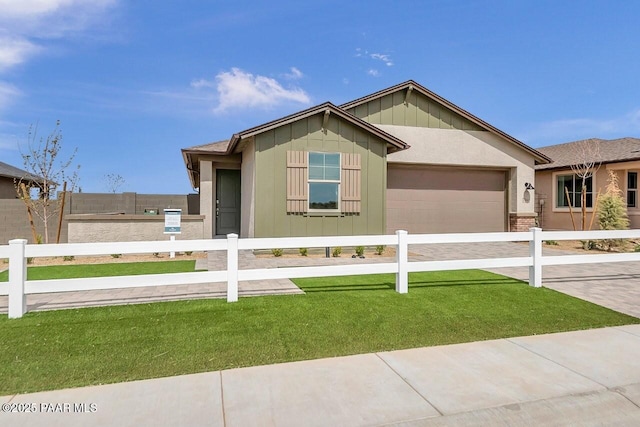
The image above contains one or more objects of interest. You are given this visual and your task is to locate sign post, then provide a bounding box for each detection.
[163,209,182,258]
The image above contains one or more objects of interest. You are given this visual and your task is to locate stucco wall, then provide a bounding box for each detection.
[254,112,387,237]
[380,126,536,215]
[535,168,640,230]
[67,215,205,243]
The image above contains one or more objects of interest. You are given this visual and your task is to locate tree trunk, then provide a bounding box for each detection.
[581,185,587,231]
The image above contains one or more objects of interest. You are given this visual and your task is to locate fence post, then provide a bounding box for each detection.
[528,227,542,288]
[8,239,27,319]
[396,230,408,294]
[227,233,239,302]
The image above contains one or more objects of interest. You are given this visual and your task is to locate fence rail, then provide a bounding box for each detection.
[3,228,640,319]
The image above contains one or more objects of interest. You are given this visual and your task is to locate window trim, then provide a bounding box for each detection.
[552,171,595,212]
[628,171,638,208]
[307,152,341,213]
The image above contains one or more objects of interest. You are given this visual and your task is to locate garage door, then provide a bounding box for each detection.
[386,165,507,234]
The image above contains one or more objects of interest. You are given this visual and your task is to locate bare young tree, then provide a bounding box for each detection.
[569,138,602,230]
[15,120,80,243]
[104,173,125,193]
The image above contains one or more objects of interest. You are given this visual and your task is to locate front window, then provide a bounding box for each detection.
[628,172,637,208]
[308,152,340,211]
[556,174,593,208]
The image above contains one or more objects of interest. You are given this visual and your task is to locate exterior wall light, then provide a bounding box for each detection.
[525,182,535,190]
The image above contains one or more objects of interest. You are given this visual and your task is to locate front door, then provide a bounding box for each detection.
[216,169,241,235]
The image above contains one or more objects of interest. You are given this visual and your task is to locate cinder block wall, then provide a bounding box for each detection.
[0,192,198,244]
[0,199,67,244]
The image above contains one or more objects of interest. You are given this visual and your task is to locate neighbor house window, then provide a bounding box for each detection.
[556,174,593,208]
[628,172,637,208]
[308,152,340,211]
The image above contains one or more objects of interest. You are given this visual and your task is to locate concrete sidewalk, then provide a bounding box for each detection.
[2,325,640,426]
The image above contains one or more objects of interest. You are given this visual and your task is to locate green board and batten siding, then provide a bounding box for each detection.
[346,90,483,130]
[254,112,387,237]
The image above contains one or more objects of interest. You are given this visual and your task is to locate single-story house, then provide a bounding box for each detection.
[182,80,551,238]
[0,161,44,199]
[535,137,640,230]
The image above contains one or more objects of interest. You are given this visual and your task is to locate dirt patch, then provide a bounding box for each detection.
[543,239,640,253]
[255,246,398,259]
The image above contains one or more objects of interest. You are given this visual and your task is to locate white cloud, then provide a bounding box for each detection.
[0,0,118,70]
[367,69,380,77]
[0,37,40,71]
[522,109,640,146]
[193,68,311,113]
[0,81,21,110]
[284,67,303,80]
[370,53,393,66]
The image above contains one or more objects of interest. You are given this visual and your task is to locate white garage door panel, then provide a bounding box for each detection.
[386,166,506,234]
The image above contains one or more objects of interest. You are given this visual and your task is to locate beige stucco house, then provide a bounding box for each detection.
[535,137,640,230]
[182,80,550,238]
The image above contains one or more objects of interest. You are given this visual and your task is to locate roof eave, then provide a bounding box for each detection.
[341,80,551,164]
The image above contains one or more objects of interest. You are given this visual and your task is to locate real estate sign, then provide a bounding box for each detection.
[164,209,182,234]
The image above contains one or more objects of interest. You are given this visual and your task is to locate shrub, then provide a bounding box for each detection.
[355,246,365,257]
[634,244,640,252]
[184,251,193,256]
[153,252,161,258]
[63,256,75,262]
[111,254,122,259]
[299,248,308,257]
[544,240,559,246]
[271,248,283,257]
[375,245,385,255]
[332,246,342,257]
[597,170,629,251]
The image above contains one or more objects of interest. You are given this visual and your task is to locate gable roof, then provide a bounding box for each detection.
[341,80,551,165]
[535,137,640,171]
[0,160,43,183]
[182,102,410,188]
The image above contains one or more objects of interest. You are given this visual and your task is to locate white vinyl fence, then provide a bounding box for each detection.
[3,228,640,319]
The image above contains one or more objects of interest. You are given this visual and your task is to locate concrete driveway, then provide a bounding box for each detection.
[410,241,640,318]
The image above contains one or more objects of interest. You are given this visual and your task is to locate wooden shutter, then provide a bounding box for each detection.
[286,151,308,213]
[341,153,361,213]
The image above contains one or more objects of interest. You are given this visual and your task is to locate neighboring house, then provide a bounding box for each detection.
[182,80,550,238]
[535,137,640,230]
[0,161,43,199]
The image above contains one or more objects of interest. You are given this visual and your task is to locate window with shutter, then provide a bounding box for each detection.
[286,151,361,214]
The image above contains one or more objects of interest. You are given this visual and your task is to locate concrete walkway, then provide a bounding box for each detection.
[2,325,640,426]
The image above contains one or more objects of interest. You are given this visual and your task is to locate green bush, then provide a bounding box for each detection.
[375,245,385,255]
[184,251,193,256]
[597,171,629,251]
[271,248,283,257]
[111,254,122,259]
[63,256,75,262]
[332,247,342,257]
[544,240,559,246]
[299,248,308,257]
[355,246,365,257]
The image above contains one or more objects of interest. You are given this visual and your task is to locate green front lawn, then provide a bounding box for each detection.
[0,260,197,281]
[0,269,637,395]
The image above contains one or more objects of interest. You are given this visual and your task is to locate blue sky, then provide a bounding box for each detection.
[1,0,639,194]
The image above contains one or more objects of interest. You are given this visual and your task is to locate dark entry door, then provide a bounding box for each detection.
[216,169,241,235]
